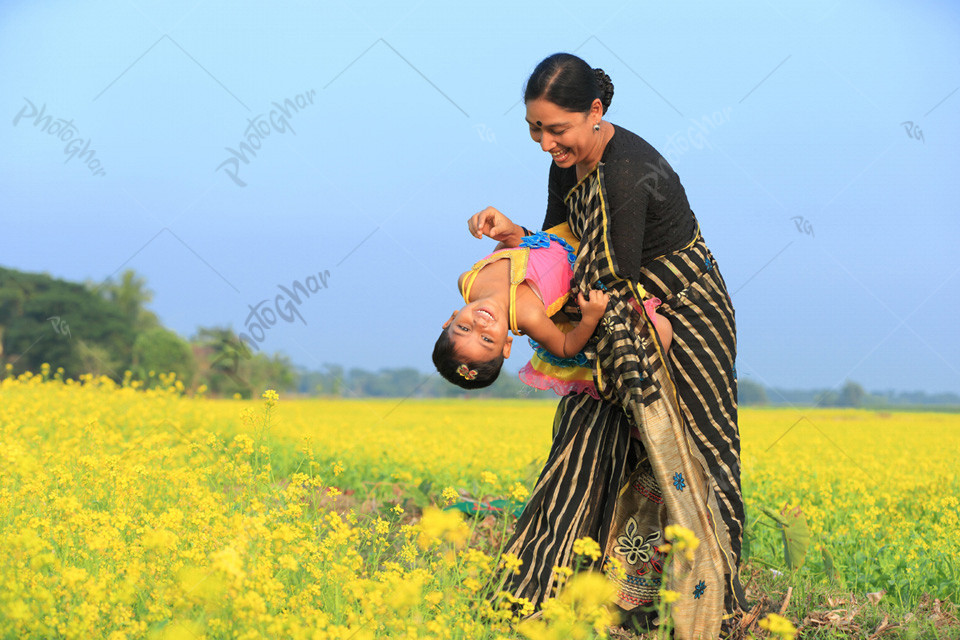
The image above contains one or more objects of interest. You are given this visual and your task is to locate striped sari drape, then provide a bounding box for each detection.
[500,163,743,639]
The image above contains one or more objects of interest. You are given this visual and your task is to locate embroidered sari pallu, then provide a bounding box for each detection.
[501,165,740,640]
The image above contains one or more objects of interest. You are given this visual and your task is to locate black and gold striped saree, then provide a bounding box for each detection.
[501,163,744,639]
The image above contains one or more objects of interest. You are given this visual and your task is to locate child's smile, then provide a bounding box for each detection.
[442,300,513,363]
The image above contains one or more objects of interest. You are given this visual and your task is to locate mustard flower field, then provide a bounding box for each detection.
[1,368,958,639]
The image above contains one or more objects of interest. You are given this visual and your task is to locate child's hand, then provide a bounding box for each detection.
[577,290,610,321]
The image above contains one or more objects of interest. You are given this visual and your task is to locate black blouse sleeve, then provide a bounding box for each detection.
[541,162,568,231]
[601,155,654,281]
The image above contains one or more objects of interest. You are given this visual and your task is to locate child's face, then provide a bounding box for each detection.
[442,301,513,363]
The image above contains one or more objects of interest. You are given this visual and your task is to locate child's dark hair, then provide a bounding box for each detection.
[432,329,504,390]
[523,53,614,115]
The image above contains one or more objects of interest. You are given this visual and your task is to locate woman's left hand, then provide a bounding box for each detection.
[468,206,524,246]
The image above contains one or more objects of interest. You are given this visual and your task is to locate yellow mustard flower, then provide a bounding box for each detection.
[759,613,798,639]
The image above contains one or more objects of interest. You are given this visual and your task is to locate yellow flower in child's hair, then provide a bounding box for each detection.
[572,537,602,561]
[658,589,681,604]
[759,613,798,639]
[261,389,279,408]
[509,482,530,502]
[499,553,523,575]
[417,506,471,549]
[441,486,459,506]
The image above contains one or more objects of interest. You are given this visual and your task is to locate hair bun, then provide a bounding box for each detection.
[593,68,614,113]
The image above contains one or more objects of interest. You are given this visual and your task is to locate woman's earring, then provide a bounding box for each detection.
[594,123,601,132]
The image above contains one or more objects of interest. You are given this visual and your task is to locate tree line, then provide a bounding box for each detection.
[2,266,957,407]
[0,266,292,398]
[737,378,959,410]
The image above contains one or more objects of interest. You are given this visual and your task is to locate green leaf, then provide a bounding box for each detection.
[759,504,810,570]
[444,499,524,518]
[820,543,845,587]
[759,505,789,526]
[779,504,810,570]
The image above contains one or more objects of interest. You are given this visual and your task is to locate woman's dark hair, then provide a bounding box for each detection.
[524,53,614,115]
[432,329,504,390]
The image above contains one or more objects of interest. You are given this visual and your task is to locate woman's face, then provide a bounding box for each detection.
[525,97,601,169]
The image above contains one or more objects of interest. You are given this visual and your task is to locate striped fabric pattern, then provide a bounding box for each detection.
[501,393,641,605]
[499,163,744,639]
[637,228,745,583]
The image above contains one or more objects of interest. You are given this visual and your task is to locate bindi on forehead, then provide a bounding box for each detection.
[525,117,569,128]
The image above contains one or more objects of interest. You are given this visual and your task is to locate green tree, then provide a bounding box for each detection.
[838,380,866,407]
[1,266,134,379]
[738,379,769,406]
[191,326,253,397]
[132,327,197,386]
[190,326,295,398]
[93,269,160,333]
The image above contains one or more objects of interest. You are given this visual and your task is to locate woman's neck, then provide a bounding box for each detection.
[576,121,615,181]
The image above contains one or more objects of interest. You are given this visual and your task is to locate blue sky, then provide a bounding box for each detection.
[2,0,958,394]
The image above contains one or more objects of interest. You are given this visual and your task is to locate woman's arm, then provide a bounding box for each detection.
[522,291,609,358]
[468,207,528,248]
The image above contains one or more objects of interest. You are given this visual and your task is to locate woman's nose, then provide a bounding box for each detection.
[539,133,552,152]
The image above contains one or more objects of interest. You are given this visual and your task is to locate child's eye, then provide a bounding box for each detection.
[482,336,493,343]
[458,325,469,332]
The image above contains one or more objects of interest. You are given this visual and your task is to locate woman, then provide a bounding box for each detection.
[482,53,745,638]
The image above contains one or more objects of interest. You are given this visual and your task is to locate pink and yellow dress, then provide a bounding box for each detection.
[459,225,663,400]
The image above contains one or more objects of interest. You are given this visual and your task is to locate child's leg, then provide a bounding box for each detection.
[635,296,673,352]
[650,311,673,352]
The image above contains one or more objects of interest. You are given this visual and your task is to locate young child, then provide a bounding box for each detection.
[433,214,673,390]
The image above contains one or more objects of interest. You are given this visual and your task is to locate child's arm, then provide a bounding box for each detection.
[522,291,609,358]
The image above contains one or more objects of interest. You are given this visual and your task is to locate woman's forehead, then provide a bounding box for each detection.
[524,99,577,126]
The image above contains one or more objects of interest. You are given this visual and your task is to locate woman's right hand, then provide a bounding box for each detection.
[468,206,523,246]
